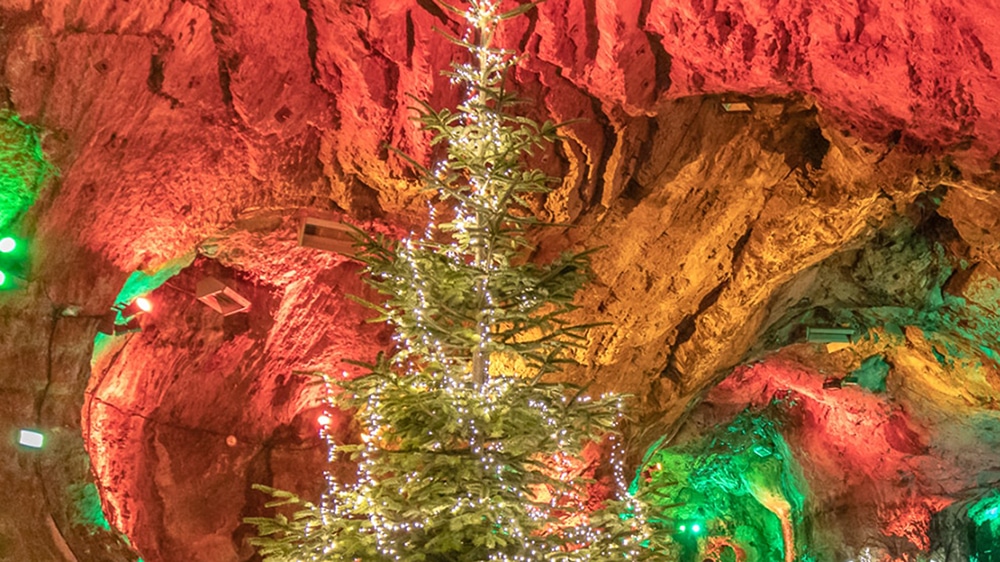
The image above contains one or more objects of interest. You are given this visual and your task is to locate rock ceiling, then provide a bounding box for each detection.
[0,0,999,560]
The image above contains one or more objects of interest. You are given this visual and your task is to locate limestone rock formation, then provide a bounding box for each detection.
[0,0,997,560]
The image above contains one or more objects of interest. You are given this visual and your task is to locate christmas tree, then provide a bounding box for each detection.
[247,1,655,559]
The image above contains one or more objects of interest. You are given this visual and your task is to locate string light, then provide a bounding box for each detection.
[252,1,654,559]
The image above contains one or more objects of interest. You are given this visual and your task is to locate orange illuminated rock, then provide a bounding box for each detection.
[0,0,998,559]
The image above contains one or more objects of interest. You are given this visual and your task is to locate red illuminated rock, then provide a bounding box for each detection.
[84,241,389,562]
[0,0,998,559]
[698,355,989,557]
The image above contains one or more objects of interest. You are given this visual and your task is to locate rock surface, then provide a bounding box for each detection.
[0,0,997,560]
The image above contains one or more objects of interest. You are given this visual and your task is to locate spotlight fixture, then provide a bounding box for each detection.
[806,327,854,344]
[0,235,27,289]
[196,277,250,316]
[97,298,148,336]
[677,521,704,535]
[317,414,332,426]
[96,311,116,335]
[298,216,358,256]
[822,375,860,390]
[721,101,752,112]
[97,313,143,336]
[113,317,142,335]
[59,305,83,317]
[17,429,44,449]
[119,296,152,318]
[807,326,854,353]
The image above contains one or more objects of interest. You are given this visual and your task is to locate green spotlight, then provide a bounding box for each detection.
[678,524,686,532]
[691,523,701,533]
[0,235,27,289]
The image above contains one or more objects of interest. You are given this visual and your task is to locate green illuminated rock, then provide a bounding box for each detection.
[637,411,809,562]
[69,482,112,533]
[969,491,1000,529]
[850,355,890,393]
[0,111,51,230]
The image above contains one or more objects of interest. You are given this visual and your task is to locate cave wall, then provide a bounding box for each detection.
[84,247,389,561]
[0,0,998,560]
[640,221,1000,560]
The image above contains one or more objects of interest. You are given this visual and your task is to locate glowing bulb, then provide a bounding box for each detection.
[318,414,332,426]
[135,297,152,313]
[678,524,686,532]
[691,523,701,533]
[0,237,15,253]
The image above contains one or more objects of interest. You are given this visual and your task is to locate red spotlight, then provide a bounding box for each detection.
[317,414,332,426]
[119,297,152,318]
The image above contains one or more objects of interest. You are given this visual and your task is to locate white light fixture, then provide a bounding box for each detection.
[722,101,752,112]
[18,429,44,449]
[298,216,357,256]
[196,277,251,316]
[806,327,853,343]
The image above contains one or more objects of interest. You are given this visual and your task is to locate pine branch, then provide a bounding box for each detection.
[246,1,661,560]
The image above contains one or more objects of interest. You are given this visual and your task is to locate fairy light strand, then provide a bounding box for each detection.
[270,1,656,560]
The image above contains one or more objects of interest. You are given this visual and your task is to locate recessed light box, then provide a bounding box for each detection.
[722,101,752,112]
[196,277,251,316]
[806,327,854,344]
[298,217,357,255]
[18,429,44,449]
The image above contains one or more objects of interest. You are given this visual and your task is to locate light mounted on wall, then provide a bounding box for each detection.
[17,428,44,449]
[0,235,28,289]
[97,296,153,335]
[721,101,752,113]
[677,521,704,535]
[119,296,152,318]
[807,326,855,353]
[196,277,250,316]
[96,313,143,336]
[298,216,358,256]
